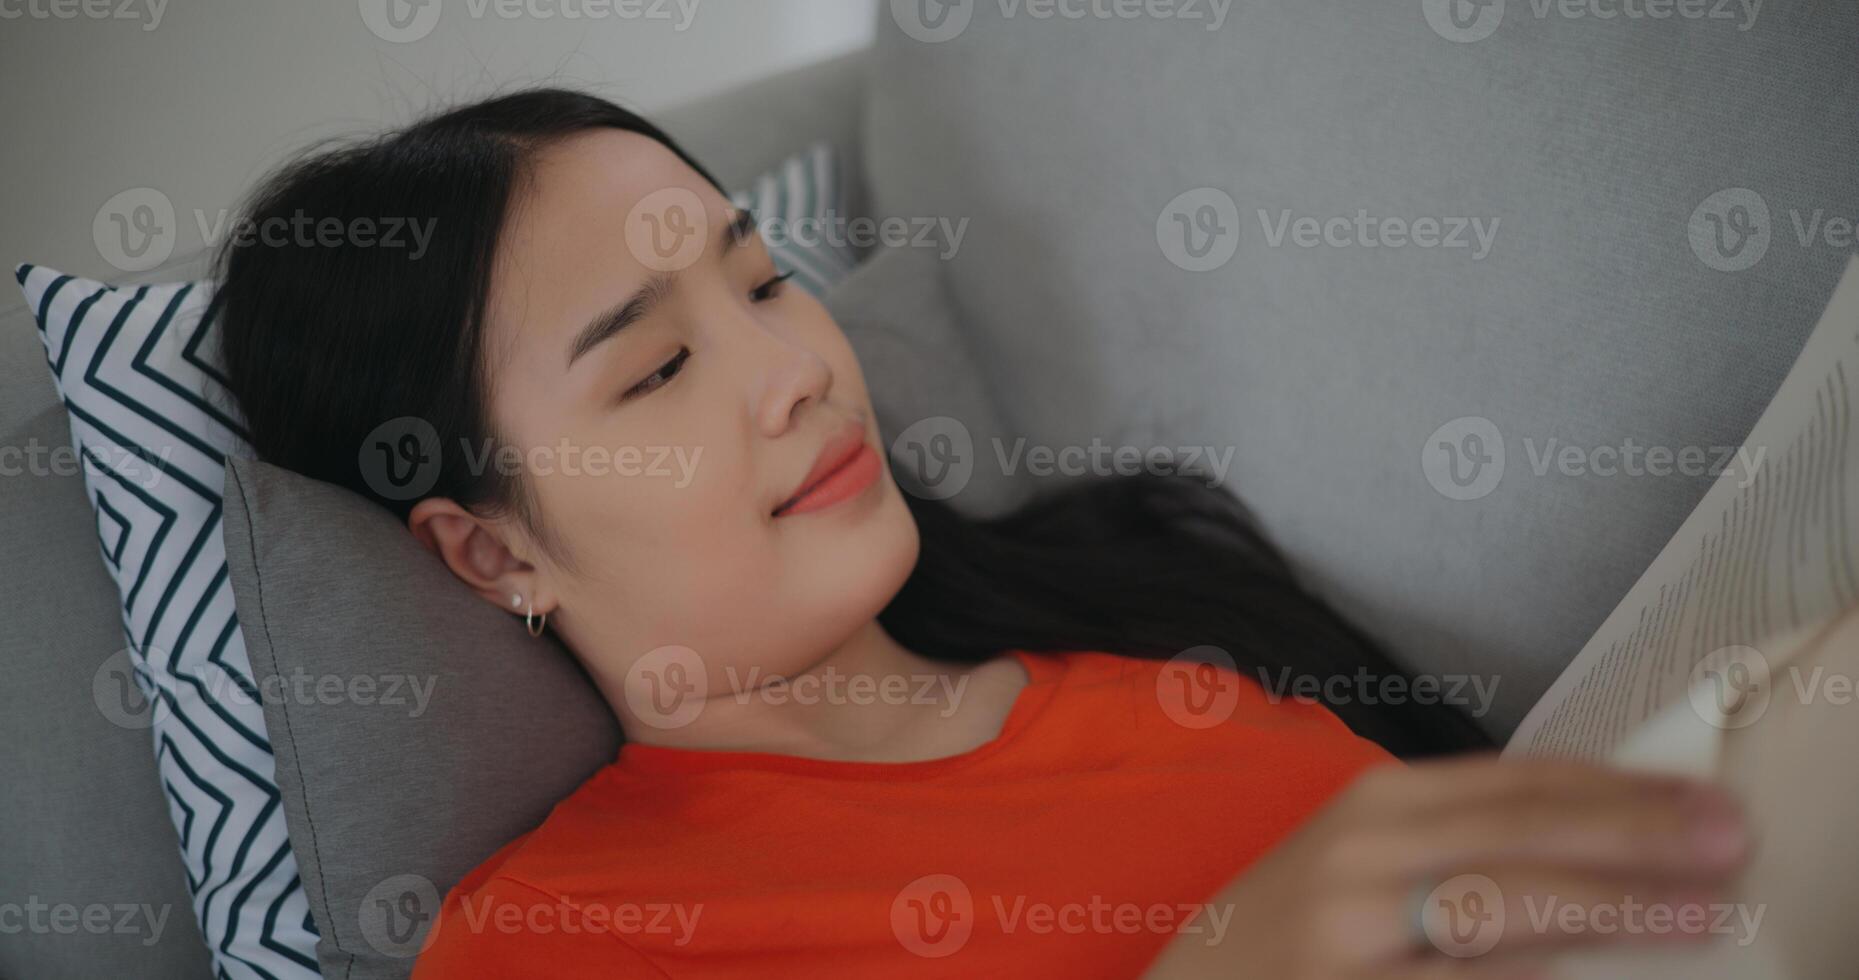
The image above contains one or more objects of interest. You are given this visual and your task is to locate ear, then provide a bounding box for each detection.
[407,496,554,615]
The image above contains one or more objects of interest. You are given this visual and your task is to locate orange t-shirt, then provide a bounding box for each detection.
[411,650,1394,978]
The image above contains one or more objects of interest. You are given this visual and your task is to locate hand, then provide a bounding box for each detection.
[1143,755,1751,979]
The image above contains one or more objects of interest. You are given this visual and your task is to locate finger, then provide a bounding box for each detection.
[1339,781,1749,881]
[1352,756,1706,815]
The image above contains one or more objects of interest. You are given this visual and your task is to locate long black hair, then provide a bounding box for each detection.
[215,87,1490,758]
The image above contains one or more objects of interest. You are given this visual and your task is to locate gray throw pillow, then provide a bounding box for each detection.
[219,244,1018,979]
[222,455,622,980]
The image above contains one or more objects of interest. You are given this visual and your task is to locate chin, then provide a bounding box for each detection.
[785,487,921,653]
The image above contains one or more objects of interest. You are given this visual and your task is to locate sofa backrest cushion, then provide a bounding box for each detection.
[862,1,1859,734]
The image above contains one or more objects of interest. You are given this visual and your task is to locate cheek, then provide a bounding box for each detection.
[535,300,903,652]
[537,443,784,622]
[768,482,922,648]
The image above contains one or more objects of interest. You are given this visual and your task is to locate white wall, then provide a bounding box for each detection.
[0,0,877,288]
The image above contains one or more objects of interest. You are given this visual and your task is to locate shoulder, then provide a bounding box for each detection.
[412,770,668,978]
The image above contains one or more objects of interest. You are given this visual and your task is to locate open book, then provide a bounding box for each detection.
[1500,258,1859,979]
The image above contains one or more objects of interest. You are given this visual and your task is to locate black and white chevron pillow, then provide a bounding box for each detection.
[15,269,318,980]
[15,141,853,980]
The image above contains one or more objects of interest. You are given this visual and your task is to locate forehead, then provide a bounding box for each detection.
[497,127,719,286]
[484,128,724,369]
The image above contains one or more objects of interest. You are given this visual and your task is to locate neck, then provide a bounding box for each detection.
[592,620,1018,763]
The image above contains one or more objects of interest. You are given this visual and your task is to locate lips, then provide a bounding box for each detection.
[772,419,880,518]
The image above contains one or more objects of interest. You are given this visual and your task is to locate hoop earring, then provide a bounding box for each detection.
[524,596,547,638]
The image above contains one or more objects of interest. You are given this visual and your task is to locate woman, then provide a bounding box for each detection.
[215,89,1749,978]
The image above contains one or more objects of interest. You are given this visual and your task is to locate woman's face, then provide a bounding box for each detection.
[417,128,920,694]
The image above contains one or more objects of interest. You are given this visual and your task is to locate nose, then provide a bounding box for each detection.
[750,319,833,438]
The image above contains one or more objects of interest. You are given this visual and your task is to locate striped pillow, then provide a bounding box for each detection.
[730,142,858,296]
[14,142,853,980]
[13,270,316,980]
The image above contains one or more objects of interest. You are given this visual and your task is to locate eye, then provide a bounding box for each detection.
[751,270,796,303]
[621,346,690,402]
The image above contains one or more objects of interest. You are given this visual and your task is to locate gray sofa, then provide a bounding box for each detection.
[5,2,1856,974]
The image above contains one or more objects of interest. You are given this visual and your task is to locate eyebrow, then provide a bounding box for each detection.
[564,207,758,370]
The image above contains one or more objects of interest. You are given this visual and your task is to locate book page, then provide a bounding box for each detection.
[1548,606,1859,980]
[1506,257,1859,760]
